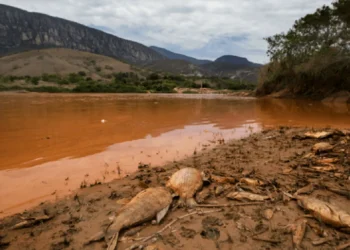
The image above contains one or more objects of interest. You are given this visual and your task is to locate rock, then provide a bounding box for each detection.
[261,208,274,220]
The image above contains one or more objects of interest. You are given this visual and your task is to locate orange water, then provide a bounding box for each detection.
[0,93,349,217]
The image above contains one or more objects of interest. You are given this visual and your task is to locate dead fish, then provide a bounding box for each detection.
[312,142,333,153]
[296,195,350,230]
[211,175,237,184]
[167,167,203,207]
[195,188,212,203]
[294,184,314,196]
[238,183,260,194]
[312,165,337,172]
[283,167,294,174]
[305,131,333,139]
[227,191,269,201]
[116,198,131,205]
[315,158,339,165]
[88,187,172,250]
[292,219,307,249]
[261,208,274,220]
[240,178,265,186]
[303,152,315,159]
[215,184,232,196]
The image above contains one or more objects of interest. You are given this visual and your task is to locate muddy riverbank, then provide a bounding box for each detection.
[3,93,350,218]
[1,127,349,250]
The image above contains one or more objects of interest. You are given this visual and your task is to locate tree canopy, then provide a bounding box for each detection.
[265,0,350,64]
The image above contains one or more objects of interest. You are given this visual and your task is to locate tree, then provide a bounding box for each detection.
[265,0,349,64]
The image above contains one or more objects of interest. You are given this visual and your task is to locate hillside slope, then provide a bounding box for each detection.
[144,59,203,75]
[0,4,164,65]
[150,46,212,65]
[0,48,133,76]
[215,55,260,67]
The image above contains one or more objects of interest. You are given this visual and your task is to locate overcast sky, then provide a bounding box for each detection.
[2,0,333,63]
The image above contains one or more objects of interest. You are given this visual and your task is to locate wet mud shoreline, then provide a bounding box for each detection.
[1,127,350,250]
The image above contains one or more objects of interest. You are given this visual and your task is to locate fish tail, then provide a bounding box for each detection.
[282,191,295,199]
[107,231,119,250]
[186,198,198,208]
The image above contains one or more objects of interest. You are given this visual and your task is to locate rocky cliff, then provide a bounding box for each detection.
[0,4,164,65]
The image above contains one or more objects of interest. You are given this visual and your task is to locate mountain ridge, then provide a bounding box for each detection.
[150,46,212,65]
[0,3,261,82]
[0,4,165,65]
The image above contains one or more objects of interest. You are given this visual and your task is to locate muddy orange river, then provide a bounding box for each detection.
[0,93,349,217]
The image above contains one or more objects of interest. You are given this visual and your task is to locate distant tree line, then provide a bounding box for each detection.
[257,0,350,98]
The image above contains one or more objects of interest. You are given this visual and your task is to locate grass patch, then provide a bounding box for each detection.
[182,90,199,94]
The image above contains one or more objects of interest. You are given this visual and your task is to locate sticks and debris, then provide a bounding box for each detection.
[129,209,222,249]
[106,129,350,249]
[11,215,53,230]
[252,236,281,244]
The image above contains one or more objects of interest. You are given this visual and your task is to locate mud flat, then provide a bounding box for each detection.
[1,127,350,250]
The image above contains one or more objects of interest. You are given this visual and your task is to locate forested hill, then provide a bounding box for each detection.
[257,0,350,100]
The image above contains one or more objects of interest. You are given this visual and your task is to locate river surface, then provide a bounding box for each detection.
[0,93,349,217]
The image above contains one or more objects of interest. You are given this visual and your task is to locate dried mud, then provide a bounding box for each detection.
[1,127,350,250]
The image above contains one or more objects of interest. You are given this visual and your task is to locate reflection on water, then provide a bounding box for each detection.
[0,93,349,217]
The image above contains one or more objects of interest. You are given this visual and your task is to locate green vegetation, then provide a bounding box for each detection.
[209,77,256,91]
[182,90,199,94]
[0,71,255,93]
[257,0,350,98]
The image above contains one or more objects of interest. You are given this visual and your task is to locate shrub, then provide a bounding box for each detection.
[68,73,82,83]
[73,82,146,93]
[57,79,69,85]
[41,74,61,83]
[147,73,160,81]
[31,77,40,85]
[183,90,199,94]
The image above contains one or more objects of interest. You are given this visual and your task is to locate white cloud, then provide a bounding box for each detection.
[1,0,334,63]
